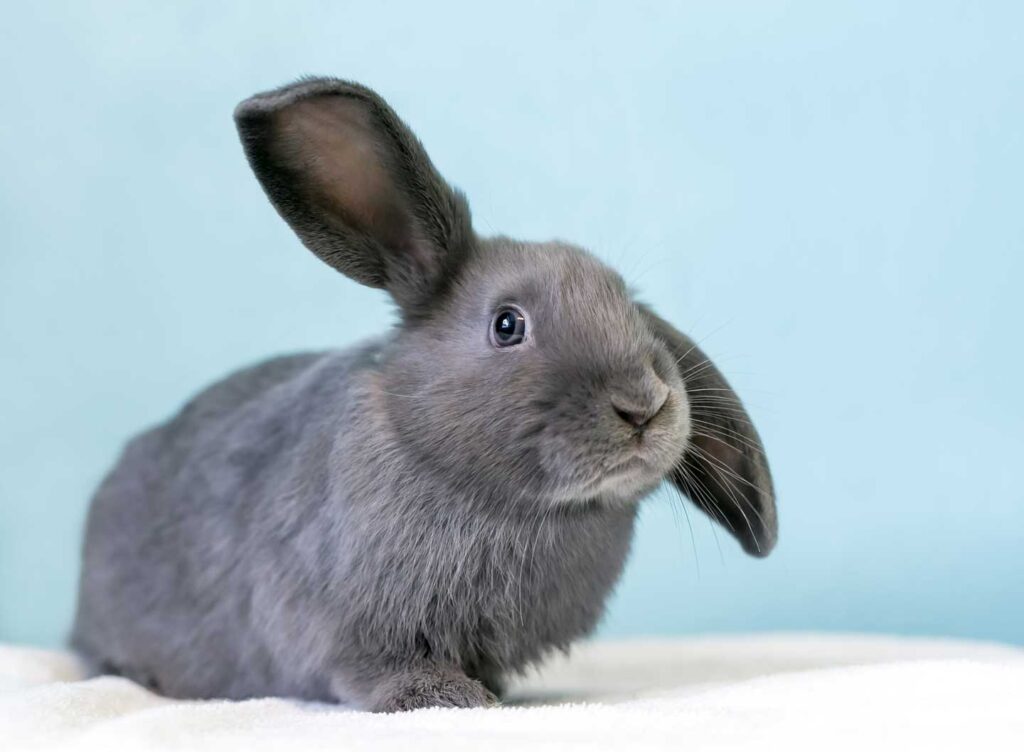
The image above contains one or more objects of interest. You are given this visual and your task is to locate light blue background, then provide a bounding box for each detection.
[1,2,1021,648]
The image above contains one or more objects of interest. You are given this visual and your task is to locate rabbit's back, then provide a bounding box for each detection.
[70,349,362,698]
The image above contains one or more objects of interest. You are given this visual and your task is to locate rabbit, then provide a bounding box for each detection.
[71,77,777,712]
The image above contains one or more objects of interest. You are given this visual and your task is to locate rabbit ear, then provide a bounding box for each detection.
[641,306,778,557]
[234,78,473,314]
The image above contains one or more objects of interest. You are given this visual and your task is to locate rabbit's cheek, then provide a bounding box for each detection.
[653,390,692,458]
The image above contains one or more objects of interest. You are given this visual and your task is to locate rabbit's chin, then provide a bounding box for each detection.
[544,455,674,506]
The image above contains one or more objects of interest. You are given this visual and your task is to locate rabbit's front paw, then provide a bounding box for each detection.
[367,666,498,713]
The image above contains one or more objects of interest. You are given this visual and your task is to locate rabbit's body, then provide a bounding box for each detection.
[73,343,635,703]
[73,78,776,711]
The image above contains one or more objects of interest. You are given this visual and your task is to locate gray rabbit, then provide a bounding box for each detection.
[71,78,777,712]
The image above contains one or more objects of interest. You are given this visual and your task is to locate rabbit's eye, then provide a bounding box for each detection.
[492,307,526,347]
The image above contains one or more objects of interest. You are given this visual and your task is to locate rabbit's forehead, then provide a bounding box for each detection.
[468,241,635,317]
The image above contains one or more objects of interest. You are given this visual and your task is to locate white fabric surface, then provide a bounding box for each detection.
[2,634,1022,751]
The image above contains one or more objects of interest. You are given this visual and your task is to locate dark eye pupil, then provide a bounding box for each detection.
[492,308,525,346]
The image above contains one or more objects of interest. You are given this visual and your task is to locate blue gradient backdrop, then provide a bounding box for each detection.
[1,2,1021,647]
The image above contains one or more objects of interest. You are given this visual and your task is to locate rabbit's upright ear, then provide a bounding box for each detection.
[641,306,778,557]
[235,78,473,314]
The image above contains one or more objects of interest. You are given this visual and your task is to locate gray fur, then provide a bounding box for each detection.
[72,77,777,711]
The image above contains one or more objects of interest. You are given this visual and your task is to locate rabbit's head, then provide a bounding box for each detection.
[236,78,777,556]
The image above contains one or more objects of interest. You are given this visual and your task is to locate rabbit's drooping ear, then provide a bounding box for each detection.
[641,307,778,557]
[234,78,473,314]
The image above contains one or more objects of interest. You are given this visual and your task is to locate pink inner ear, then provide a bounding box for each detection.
[274,96,413,253]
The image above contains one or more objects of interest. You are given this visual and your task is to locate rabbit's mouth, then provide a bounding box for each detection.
[536,387,691,504]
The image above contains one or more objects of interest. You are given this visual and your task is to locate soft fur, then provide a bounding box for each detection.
[71,77,777,712]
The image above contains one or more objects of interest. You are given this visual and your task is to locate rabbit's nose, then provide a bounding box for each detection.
[610,379,669,430]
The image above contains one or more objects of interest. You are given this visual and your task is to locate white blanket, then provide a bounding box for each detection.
[2,634,1022,751]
